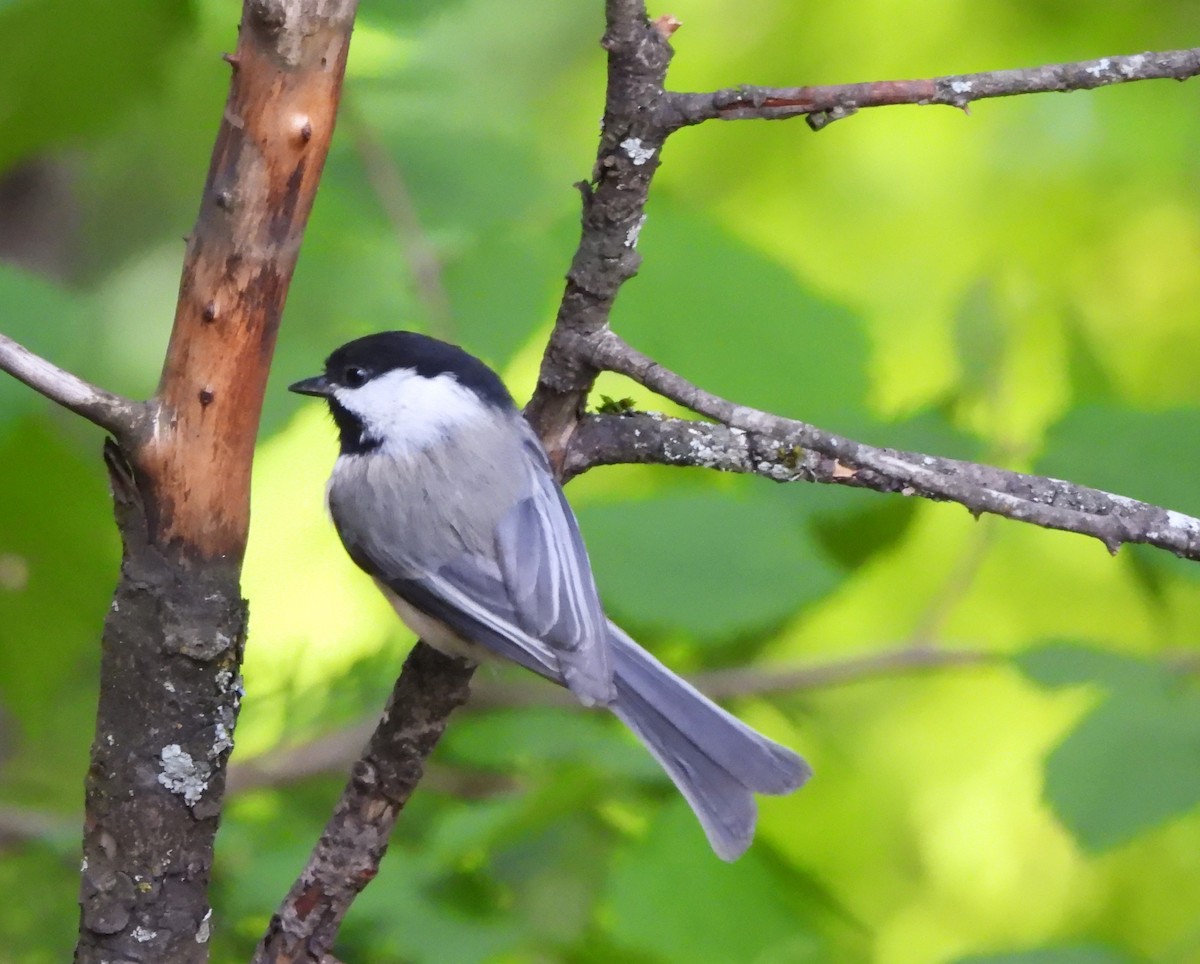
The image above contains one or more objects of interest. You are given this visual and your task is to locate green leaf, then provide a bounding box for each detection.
[954,279,1007,400]
[445,707,658,780]
[578,490,841,640]
[442,215,577,369]
[0,842,80,964]
[809,405,979,569]
[1014,642,1170,694]
[1119,540,1197,593]
[810,490,918,571]
[882,403,983,462]
[1044,688,1200,851]
[486,816,614,947]
[1017,643,1200,851]
[0,417,117,807]
[1062,314,1119,406]
[357,0,471,30]
[613,200,871,435]
[604,801,822,963]
[0,266,91,429]
[1037,405,1200,516]
[0,0,196,169]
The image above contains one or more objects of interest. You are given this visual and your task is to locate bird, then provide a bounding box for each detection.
[289,330,811,859]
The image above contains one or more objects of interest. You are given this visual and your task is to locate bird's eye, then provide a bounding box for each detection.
[342,366,368,388]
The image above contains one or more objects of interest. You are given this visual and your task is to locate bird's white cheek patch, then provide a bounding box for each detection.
[333,369,482,457]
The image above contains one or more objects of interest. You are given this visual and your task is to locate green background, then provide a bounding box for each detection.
[2,1,1200,961]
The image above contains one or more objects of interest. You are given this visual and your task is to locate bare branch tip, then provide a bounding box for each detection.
[652,14,682,40]
[0,333,142,439]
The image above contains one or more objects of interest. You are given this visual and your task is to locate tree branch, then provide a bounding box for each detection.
[524,0,670,462]
[0,332,147,440]
[667,47,1200,130]
[566,333,1200,560]
[139,0,358,560]
[253,643,474,964]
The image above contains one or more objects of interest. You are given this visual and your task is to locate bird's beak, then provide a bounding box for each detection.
[288,375,333,397]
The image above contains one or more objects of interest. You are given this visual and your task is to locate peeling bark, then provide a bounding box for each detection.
[144,2,353,559]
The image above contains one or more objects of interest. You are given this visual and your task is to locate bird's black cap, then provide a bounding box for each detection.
[290,331,516,410]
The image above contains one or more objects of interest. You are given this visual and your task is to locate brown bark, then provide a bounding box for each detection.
[74,2,358,961]
[142,1,354,559]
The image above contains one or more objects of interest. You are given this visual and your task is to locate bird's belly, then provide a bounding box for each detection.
[373,577,492,665]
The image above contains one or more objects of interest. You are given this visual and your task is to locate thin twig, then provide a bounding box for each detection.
[567,334,1200,561]
[0,804,75,846]
[229,728,517,799]
[342,102,455,340]
[668,48,1200,129]
[229,645,999,794]
[0,333,147,439]
[224,641,1200,797]
[904,519,997,646]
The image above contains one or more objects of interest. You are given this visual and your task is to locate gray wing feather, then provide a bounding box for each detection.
[491,437,612,699]
[386,565,562,679]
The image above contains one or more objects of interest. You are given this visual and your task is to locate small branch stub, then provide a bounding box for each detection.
[652,14,681,40]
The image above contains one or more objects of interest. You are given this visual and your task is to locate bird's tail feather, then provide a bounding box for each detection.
[606,623,812,861]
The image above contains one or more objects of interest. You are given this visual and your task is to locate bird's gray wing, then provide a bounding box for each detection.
[363,435,615,706]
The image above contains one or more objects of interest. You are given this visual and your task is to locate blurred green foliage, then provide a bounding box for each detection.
[2,0,1200,961]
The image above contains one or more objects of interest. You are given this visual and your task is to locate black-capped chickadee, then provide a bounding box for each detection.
[290,331,810,859]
